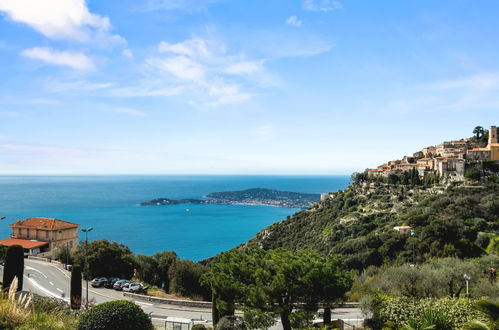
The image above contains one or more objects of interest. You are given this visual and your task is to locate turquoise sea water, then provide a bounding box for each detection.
[0,175,350,261]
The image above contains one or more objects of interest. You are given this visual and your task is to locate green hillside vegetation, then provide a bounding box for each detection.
[248,177,499,270]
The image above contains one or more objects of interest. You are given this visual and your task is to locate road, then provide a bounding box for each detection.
[18,259,363,329]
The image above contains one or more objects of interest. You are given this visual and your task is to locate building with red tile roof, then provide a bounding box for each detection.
[4,217,79,257]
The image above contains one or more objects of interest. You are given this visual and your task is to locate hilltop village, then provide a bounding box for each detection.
[366,125,499,181]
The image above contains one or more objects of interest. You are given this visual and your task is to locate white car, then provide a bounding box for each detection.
[122,282,147,293]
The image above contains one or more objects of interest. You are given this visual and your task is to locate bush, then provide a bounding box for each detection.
[192,325,208,330]
[376,297,488,328]
[77,300,153,330]
[215,316,246,330]
[32,296,72,315]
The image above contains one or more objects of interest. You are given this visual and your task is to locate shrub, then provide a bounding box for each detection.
[32,296,72,315]
[2,245,24,291]
[192,324,208,330]
[77,300,153,330]
[377,297,488,328]
[215,316,246,330]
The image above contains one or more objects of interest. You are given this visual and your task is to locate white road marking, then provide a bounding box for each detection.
[49,281,54,286]
[135,301,153,306]
[24,275,69,302]
[25,266,48,278]
[56,288,64,293]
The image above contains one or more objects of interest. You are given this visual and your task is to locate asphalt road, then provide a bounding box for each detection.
[15,259,363,329]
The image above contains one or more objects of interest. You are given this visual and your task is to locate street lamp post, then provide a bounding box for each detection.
[464,273,471,297]
[81,227,93,309]
[410,230,417,266]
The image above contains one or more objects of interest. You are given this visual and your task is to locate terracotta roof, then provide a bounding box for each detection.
[468,148,489,152]
[0,238,49,249]
[11,218,78,230]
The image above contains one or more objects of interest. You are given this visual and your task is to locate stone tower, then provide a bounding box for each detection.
[489,126,498,145]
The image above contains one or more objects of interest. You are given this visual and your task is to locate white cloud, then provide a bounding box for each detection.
[143,37,268,105]
[158,38,212,57]
[112,107,148,117]
[122,49,134,59]
[428,73,499,91]
[223,60,263,75]
[148,56,206,82]
[285,16,302,27]
[302,0,342,12]
[0,0,124,45]
[144,0,222,12]
[21,47,95,70]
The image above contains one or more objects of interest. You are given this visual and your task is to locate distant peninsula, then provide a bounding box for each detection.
[140,188,321,208]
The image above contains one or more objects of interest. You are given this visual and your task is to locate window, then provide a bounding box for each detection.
[69,240,73,249]
[36,230,39,239]
[46,231,49,240]
[26,228,30,238]
[18,228,21,236]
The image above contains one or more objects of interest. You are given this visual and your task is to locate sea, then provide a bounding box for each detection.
[0,175,350,261]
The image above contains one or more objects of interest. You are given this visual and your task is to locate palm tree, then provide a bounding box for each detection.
[473,126,485,139]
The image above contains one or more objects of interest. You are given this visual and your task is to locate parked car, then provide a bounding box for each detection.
[91,277,108,288]
[113,280,131,291]
[123,282,148,294]
[104,277,120,288]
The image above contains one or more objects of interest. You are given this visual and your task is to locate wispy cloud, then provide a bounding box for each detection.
[122,49,134,59]
[0,0,124,46]
[302,0,342,12]
[21,47,95,70]
[140,37,267,105]
[143,0,224,12]
[111,107,149,117]
[285,16,302,27]
[427,73,499,91]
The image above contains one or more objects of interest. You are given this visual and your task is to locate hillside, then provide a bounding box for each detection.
[247,177,499,270]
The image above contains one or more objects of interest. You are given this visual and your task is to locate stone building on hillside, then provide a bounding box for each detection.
[366,125,498,181]
[467,148,491,161]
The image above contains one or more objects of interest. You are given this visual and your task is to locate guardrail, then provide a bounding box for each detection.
[123,292,212,309]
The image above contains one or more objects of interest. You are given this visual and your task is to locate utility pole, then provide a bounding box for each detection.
[81,227,93,309]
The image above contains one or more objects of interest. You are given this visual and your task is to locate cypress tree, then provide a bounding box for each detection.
[212,293,220,326]
[71,264,82,310]
[2,245,24,291]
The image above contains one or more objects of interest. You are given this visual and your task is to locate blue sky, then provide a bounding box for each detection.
[0,0,498,174]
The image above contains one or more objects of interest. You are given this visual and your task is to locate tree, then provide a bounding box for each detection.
[0,244,8,265]
[2,245,24,291]
[465,169,482,182]
[71,264,82,310]
[202,247,352,330]
[135,250,178,291]
[73,240,136,279]
[168,259,210,299]
[54,244,72,265]
[201,247,267,326]
[473,126,485,139]
[155,251,177,291]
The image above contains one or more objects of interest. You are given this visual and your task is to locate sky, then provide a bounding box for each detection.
[0,0,498,175]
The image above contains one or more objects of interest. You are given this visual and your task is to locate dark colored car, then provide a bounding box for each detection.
[104,277,120,288]
[113,279,131,290]
[91,277,108,288]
